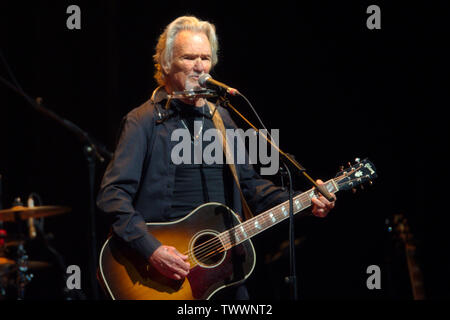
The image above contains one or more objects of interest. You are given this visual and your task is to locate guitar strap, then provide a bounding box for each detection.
[206,101,254,221]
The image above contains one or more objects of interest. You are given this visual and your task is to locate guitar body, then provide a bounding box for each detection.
[98,202,256,300]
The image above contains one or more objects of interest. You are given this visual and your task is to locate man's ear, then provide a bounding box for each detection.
[162,62,170,75]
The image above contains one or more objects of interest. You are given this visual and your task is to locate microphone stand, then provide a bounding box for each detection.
[0,75,112,300]
[279,162,298,300]
[217,94,333,301]
[217,95,333,202]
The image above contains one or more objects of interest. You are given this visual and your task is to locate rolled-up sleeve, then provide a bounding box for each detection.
[96,114,161,260]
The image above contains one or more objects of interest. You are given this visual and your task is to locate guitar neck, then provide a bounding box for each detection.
[219,179,339,250]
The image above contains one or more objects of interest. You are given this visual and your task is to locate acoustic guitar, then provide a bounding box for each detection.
[98,158,377,300]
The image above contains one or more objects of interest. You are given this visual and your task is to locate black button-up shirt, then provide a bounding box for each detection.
[96,88,292,260]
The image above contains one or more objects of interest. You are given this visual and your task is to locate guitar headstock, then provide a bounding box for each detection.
[334,158,377,192]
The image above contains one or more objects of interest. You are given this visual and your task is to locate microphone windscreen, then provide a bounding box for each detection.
[198,73,212,87]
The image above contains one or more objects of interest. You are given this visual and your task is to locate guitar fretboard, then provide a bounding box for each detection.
[218,179,338,250]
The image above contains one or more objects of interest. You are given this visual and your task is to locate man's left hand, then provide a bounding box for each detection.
[311,179,336,218]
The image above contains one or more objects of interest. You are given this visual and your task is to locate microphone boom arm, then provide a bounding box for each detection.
[217,95,335,202]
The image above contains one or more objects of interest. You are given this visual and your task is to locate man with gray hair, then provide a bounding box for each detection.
[97,15,335,300]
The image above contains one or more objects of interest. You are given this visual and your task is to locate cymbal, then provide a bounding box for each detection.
[0,257,15,267]
[0,257,15,274]
[0,258,51,270]
[1,240,23,248]
[0,205,71,222]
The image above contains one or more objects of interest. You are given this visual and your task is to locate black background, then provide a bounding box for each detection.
[0,1,449,300]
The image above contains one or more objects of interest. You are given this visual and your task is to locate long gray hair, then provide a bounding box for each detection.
[153,16,219,86]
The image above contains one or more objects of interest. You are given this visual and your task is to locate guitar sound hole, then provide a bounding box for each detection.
[192,232,225,267]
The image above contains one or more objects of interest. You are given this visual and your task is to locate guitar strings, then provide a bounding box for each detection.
[184,175,355,268]
[189,197,317,266]
[193,203,356,267]
[185,187,343,268]
[184,193,316,268]
[182,198,292,261]
[189,207,301,268]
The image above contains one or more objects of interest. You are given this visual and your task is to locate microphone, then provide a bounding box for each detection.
[198,74,239,96]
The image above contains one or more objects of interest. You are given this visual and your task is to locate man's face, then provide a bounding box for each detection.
[164,30,212,93]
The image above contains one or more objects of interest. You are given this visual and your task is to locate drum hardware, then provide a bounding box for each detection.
[0,205,71,222]
[0,257,16,299]
[0,257,16,274]
[16,242,33,299]
[0,195,70,299]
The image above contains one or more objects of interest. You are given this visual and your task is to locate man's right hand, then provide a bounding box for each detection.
[149,245,190,280]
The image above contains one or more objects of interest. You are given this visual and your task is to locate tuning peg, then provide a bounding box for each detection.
[355,157,361,163]
[369,181,373,186]
[347,161,352,167]
[352,188,357,194]
[339,165,344,172]
[360,185,365,190]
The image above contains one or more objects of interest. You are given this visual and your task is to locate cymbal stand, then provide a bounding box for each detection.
[16,242,33,300]
[12,198,34,300]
